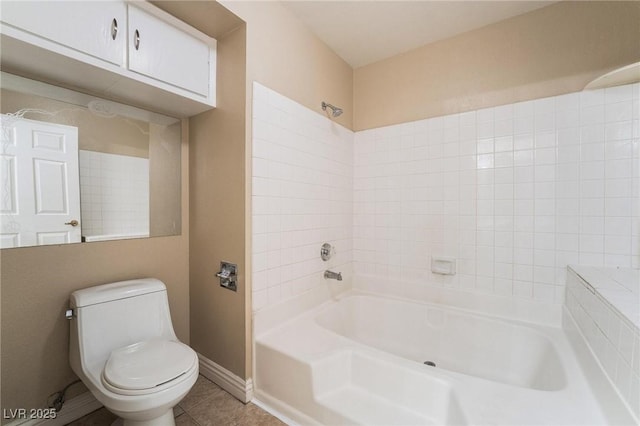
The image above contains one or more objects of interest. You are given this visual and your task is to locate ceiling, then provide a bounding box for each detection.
[281,1,557,68]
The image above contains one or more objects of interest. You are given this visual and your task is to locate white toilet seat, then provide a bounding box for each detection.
[102,338,198,396]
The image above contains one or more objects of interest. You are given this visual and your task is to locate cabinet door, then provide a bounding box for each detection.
[127,4,211,97]
[1,1,126,66]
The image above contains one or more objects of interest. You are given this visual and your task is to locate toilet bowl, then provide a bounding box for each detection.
[68,278,198,426]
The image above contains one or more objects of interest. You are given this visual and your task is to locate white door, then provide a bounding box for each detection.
[1,1,127,66]
[0,115,81,248]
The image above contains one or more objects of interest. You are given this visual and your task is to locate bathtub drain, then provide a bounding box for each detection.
[423,360,436,367]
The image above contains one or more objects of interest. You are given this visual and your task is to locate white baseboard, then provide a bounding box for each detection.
[197,353,253,403]
[3,392,102,426]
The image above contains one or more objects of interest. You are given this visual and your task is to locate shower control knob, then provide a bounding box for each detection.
[320,243,334,261]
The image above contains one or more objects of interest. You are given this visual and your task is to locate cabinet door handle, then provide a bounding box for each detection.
[111,18,118,40]
[134,29,140,50]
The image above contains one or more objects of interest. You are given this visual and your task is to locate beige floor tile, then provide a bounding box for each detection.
[65,407,117,425]
[184,387,245,426]
[234,403,286,426]
[179,375,225,411]
[174,405,185,417]
[66,375,284,426]
[175,413,200,426]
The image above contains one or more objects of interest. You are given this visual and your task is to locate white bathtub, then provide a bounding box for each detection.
[254,291,636,425]
[315,295,566,391]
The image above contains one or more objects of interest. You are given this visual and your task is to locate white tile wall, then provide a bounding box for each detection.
[79,150,149,238]
[252,82,353,312]
[565,267,640,418]
[354,83,639,305]
[252,82,638,312]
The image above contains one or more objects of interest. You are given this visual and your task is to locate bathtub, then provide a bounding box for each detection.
[254,291,636,425]
[315,295,566,391]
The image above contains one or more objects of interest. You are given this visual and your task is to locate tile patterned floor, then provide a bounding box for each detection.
[66,375,285,426]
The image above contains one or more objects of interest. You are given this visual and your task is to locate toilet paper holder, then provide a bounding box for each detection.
[216,261,237,291]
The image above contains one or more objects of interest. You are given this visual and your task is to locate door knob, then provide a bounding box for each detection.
[65,220,79,227]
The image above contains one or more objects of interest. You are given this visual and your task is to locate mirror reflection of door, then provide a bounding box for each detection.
[1,115,81,248]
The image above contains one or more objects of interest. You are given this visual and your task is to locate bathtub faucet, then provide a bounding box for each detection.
[324,270,343,281]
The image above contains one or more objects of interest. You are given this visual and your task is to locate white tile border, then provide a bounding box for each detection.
[565,267,640,418]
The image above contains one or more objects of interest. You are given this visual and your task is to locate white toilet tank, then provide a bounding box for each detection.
[69,278,178,375]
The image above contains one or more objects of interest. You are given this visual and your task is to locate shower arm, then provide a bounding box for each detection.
[321,101,343,118]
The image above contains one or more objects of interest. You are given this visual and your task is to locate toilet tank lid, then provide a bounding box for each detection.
[71,278,167,308]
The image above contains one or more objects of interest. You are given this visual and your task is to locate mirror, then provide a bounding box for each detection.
[0,72,182,248]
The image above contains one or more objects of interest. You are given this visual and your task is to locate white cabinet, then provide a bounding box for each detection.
[128,4,211,97]
[0,1,216,117]
[1,1,126,66]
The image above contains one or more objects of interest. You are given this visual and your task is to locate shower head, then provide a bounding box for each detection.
[321,101,343,118]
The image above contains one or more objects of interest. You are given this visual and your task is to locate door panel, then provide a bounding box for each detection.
[34,159,69,214]
[0,234,19,248]
[0,155,17,214]
[37,232,69,245]
[33,130,67,151]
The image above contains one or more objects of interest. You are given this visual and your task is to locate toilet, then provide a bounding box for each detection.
[68,278,198,426]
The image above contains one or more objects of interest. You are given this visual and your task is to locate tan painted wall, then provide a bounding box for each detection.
[182,0,354,381]
[151,0,252,381]
[220,0,354,131]
[354,1,640,130]
[155,0,354,383]
[216,0,355,380]
[0,126,189,412]
[189,24,248,379]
